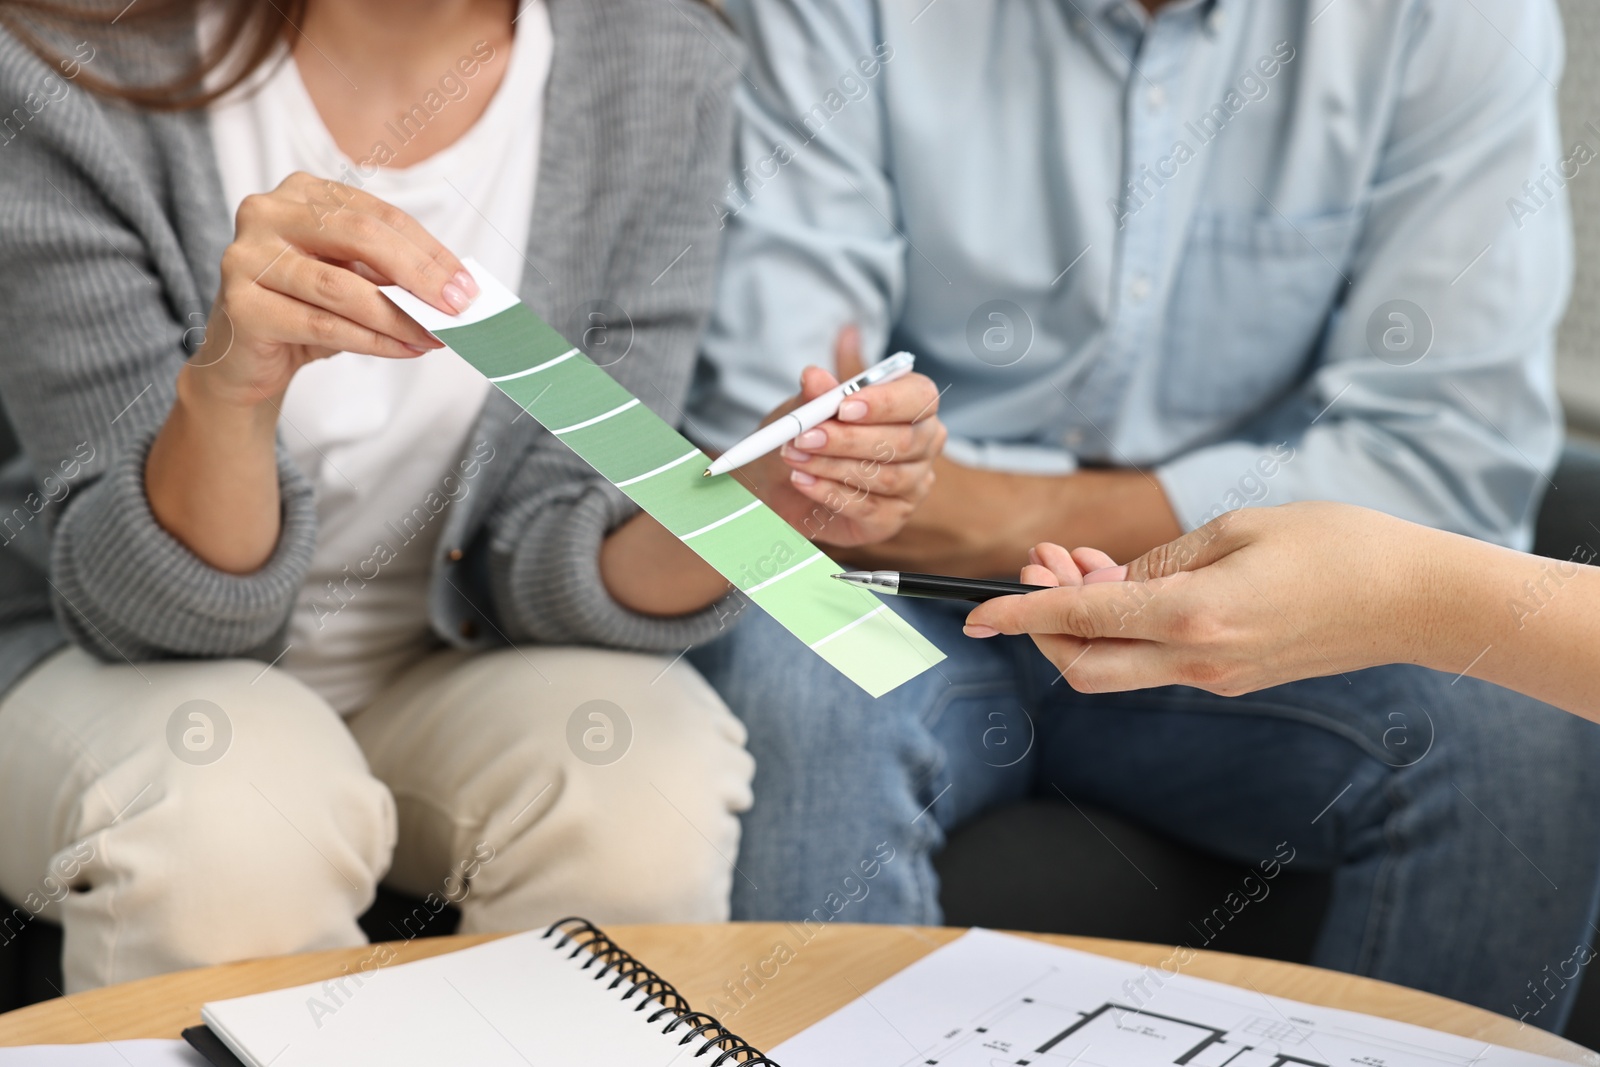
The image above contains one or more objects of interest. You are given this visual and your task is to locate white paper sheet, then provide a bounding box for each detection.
[0,1040,206,1066]
[773,929,1571,1067]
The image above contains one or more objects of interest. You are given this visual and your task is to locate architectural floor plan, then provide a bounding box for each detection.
[773,930,1566,1067]
[915,982,1334,1066]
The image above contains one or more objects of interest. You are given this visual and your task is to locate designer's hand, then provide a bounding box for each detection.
[962,503,1434,695]
[188,171,469,409]
[744,326,946,548]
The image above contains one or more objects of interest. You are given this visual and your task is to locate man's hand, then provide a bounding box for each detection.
[740,327,947,548]
[841,462,1183,576]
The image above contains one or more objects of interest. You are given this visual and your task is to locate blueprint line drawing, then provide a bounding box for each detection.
[911,974,1332,1067]
[1033,1002,1326,1067]
[903,959,1515,1067]
[771,930,1569,1067]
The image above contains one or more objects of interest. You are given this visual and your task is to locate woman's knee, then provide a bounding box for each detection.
[434,648,753,925]
[47,659,396,985]
[397,646,753,820]
[595,658,754,920]
[140,660,393,882]
[554,651,755,839]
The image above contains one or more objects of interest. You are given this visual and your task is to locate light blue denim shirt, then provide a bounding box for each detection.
[689,0,1572,547]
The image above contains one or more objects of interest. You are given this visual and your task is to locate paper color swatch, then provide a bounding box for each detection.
[383,261,944,697]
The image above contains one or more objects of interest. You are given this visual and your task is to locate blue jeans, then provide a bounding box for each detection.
[689,596,1600,1031]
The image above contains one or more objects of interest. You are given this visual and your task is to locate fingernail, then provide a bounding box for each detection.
[403,343,430,355]
[442,282,470,314]
[797,429,827,449]
[453,270,479,299]
[964,625,999,639]
[781,445,812,463]
[838,399,868,421]
[790,470,817,487]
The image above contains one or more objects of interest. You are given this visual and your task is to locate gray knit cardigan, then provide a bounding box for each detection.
[0,0,742,696]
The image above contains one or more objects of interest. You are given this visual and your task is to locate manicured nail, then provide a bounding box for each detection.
[453,270,480,299]
[838,399,868,421]
[781,445,812,463]
[964,624,999,639]
[403,343,430,355]
[790,470,817,486]
[797,429,827,449]
[442,282,470,313]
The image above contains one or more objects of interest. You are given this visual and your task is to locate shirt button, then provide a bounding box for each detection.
[447,547,464,562]
[458,619,478,639]
[1129,274,1152,302]
[1208,8,1227,32]
[1146,85,1167,110]
[1063,429,1085,448]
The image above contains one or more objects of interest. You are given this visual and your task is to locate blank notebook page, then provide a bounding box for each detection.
[201,931,697,1066]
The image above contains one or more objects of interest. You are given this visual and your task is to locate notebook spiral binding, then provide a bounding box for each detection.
[544,917,781,1066]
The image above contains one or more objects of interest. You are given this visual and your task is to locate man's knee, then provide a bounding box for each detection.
[1394,667,1600,779]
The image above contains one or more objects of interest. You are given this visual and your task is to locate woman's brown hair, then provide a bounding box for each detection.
[0,0,304,111]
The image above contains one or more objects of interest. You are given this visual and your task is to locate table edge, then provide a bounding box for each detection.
[0,924,1590,1064]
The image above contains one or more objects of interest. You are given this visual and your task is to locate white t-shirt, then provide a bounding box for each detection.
[207,6,553,713]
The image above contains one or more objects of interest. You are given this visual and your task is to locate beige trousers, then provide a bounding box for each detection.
[0,644,753,992]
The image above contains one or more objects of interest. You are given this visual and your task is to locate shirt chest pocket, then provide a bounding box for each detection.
[1159,208,1362,419]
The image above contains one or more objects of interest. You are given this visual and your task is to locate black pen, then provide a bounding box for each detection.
[831,570,1048,603]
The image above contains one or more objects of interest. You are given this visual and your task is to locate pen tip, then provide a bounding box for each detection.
[701,469,712,477]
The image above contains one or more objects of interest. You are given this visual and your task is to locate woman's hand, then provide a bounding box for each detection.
[739,326,947,548]
[187,171,472,410]
[149,173,472,574]
[961,502,1442,696]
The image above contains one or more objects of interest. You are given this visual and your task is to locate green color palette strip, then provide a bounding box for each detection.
[384,262,944,697]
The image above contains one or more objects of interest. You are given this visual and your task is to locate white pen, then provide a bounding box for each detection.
[703,351,917,477]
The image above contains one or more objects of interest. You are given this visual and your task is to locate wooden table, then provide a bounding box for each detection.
[0,923,1592,1062]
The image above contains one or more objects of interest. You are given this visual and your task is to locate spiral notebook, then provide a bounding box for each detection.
[181,919,778,1066]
